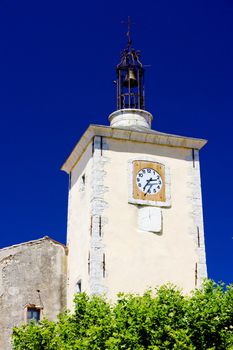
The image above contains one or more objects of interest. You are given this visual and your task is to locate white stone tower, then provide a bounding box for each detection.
[62,28,207,309]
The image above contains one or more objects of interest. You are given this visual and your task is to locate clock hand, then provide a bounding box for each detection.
[144,183,153,196]
[149,178,159,182]
[143,178,153,191]
[143,177,160,191]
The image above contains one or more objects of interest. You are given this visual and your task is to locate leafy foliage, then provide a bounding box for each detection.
[12,280,233,350]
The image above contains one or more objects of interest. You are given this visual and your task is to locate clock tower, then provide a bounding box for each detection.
[62,30,207,308]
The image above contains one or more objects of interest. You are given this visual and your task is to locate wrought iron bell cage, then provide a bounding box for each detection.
[116,46,145,110]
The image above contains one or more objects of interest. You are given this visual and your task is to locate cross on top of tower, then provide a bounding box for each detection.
[121,16,135,49]
[126,16,133,48]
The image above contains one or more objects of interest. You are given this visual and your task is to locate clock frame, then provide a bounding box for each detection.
[133,160,166,202]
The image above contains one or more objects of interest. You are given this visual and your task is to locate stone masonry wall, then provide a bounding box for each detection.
[0,237,67,350]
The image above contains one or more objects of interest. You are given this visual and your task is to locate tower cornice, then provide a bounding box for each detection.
[61,124,207,174]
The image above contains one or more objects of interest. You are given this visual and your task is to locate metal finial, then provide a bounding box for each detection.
[127,16,132,47]
[122,16,134,48]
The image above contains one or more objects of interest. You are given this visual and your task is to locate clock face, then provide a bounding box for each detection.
[136,168,163,195]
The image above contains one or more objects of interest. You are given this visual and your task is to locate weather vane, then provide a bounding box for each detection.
[121,16,135,48]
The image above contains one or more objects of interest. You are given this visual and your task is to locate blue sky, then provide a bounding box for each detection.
[0,0,232,285]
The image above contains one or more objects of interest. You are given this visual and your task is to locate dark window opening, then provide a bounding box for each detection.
[27,307,41,323]
[192,149,196,168]
[76,280,82,293]
[100,136,103,156]
[197,226,200,247]
[99,216,102,237]
[195,263,198,287]
[103,253,106,278]
[82,174,86,186]
[88,252,90,275]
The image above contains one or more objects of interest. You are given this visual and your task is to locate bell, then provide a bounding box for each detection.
[123,70,138,87]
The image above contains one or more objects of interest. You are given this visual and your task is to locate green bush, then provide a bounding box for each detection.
[12,280,233,350]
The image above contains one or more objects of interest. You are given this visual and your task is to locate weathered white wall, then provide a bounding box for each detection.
[0,237,67,350]
[66,142,93,310]
[101,138,207,299]
[66,136,207,304]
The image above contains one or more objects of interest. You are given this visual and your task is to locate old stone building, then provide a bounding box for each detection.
[0,33,207,349]
[0,237,67,349]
